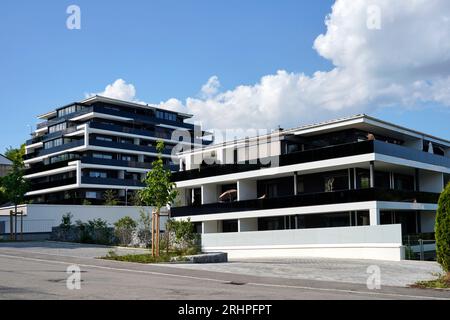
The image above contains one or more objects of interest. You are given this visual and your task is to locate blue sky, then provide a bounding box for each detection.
[1,0,449,153]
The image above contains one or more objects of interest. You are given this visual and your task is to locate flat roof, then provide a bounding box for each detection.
[178,114,450,155]
[37,95,194,120]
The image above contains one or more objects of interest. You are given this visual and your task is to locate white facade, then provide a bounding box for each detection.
[173,115,450,261]
[0,204,159,236]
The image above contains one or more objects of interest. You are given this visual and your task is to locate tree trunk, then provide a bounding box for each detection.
[9,211,13,241]
[155,209,160,257]
[151,210,155,257]
[14,204,18,241]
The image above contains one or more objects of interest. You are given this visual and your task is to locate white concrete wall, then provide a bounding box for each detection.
[237,180,257,201]
[201,224,404,261]
[419,170,444,193]
[0,204,157,234]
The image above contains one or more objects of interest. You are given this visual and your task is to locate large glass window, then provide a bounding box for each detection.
[156,110,177,122]
[44,138,63,149]
[89,171,107,179]
[57,105,84,117]
[394,174,415,191]
[92,153,113,160]
[49,122,67,134]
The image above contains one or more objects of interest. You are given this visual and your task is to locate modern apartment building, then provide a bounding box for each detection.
[172,115,450,261]
[23,96,211,205]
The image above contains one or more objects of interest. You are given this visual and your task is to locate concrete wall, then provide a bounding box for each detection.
[201,224,404,261]
[0,204,157,235]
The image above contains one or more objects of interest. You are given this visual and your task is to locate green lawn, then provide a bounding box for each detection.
[100,251,189,264]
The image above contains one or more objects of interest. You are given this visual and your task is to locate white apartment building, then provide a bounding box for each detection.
[171,115,450,261]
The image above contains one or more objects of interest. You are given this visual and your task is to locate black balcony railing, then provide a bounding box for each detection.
[171,188,440,217]
[172,140,450,182]
[89,139,173,156]
[28,177,77,192]
[172,141,376,182]
[24,140,85,160]
[25,159,79,175]
[81,177,145,187]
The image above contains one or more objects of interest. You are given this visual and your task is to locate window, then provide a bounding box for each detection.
[95,136,113,142]
[89,171,107,179]
[49,122,67,134]
[86,191,99,199]
[57,105,84,117]
[44,138,63,149]
[121,155,133,161]
[119,138,134,144]
[394,174,414,191]
[156,110,177,122]
[92,153,113,160]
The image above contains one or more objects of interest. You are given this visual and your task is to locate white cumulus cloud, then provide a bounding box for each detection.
[92,0,450,133]
[87,79,137,102]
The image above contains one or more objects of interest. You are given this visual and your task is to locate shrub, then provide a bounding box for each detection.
[82,199,92,205]
[75,218,113,245]
[60,213,73,230]
[436,183,450,272]
[114,216,137,246]
[166,218,200,253]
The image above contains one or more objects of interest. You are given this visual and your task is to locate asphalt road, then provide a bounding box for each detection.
[0,246,449,300]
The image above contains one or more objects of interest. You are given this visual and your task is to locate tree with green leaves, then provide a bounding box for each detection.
[436,183,450,273]
[5,145,26,167]
[1,145,29,240]
[138,141,178,257]
[103,189,119,206]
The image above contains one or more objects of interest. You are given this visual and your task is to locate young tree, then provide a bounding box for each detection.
[436,183,450,273]
[138,141,178,257]
[103,189,119,206]
[1,146,29,240]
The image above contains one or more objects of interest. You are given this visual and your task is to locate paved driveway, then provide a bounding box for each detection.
[162,257,443,288]
[0,241,445,289]
[0,241,149,259]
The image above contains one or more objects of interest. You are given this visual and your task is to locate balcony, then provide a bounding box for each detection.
[172,140,375,182]
[24,140,85,160]
[92,105,195,131]
[171,188,440,217]
[172,140,450,182]
[36,106,93,130]
[29,177,77,192]
[81,157,179,172]
[89,139,172,156]
[81,177,145,188]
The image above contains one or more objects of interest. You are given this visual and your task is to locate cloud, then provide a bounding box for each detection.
[93,0,450,133]
[86,79,137,102]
